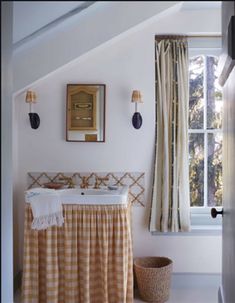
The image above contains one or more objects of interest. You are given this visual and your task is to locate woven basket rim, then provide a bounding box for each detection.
[134,256,173,269]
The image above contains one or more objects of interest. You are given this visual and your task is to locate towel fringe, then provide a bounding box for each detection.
[31,211,64,230]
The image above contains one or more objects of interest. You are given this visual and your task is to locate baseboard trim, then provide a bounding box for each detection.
[171,273,221,289]
[14,270,22,293]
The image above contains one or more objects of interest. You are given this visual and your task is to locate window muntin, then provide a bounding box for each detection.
[189,55,223,208]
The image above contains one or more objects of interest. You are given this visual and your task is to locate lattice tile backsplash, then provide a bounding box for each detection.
[27,172,145,206]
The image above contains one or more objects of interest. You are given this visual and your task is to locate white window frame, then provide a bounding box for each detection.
[188,41,222,231]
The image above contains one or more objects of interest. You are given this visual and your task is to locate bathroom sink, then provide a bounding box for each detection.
[58,185,129,205]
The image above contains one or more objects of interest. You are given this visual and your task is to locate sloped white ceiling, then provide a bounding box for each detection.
[13,1,221,93]
[13,1,87,43]
[13,1,180,92]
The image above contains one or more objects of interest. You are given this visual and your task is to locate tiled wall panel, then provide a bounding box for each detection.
[28,172,145,206]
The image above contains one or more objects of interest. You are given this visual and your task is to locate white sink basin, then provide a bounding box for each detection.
[58,185,129,205]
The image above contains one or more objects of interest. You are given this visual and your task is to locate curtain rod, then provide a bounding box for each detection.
[155,34,221,40]
[187,35,221,38]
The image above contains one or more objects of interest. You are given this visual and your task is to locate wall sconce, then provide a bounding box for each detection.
[131,90,143,129]
[25,90,40,129]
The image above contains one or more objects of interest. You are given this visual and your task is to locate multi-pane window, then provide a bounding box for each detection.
[189,55,223,208]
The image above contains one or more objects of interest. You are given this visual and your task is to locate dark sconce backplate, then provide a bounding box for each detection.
[132,112,142,129]
[29,113,40,129]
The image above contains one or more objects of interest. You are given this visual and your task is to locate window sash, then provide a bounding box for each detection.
[189,54,222,209]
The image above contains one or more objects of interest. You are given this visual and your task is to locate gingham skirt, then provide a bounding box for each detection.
[22,203,133,303]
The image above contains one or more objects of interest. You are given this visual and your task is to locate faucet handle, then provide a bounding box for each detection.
[97,176,109,182]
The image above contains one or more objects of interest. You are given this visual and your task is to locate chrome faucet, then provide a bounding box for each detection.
[80,176,89,189]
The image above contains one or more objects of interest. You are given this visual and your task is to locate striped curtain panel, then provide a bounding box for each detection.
[149,37,191,232]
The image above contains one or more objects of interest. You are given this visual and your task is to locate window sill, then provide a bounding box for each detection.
[190,224,221,235]
[151,225,222,236]
[150,209,222,236]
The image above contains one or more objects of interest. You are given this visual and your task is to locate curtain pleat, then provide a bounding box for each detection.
[22,203,133,303]
[150,38,191,232]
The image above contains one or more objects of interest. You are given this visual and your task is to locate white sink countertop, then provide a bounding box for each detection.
[57,185,129,205]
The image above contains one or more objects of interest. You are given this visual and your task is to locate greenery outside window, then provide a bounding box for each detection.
[189,54,223,228]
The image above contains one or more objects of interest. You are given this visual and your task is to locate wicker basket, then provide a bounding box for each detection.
[134,257,173,303]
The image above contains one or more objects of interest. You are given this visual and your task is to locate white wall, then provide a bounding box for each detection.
[1,2,14,302]
[13,7,222,275]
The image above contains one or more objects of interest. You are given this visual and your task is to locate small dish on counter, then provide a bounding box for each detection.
[108,185,118,190]
[43,182,64,189]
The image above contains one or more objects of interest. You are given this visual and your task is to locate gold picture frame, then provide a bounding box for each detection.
[66,84,105,142]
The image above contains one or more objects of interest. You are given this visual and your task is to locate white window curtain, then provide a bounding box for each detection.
[149,36,191,232]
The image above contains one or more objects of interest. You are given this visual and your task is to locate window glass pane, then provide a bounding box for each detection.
[189,133,204,206]
[207,133,223,206]
[189,55,204,129]
[206,56,222,129]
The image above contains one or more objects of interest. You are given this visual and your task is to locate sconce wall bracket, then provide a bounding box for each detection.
[29,113,40,129]
[132,112,142,129]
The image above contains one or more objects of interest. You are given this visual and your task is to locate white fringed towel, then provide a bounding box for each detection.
[25,188,64,230]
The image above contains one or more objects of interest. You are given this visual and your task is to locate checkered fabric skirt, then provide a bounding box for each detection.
[22,203,133,303]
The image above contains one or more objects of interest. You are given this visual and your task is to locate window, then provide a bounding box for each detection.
[189,55,223,213]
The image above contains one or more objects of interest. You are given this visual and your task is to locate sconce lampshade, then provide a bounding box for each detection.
[25,90,37,103]
[131,90,143,103]
[131,90,143,129]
